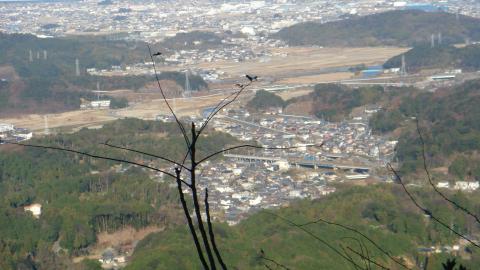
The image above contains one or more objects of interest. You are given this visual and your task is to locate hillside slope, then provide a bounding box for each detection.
[0,33,207,115]
[0,119,237,269]
[383,44,480,71]
[370,79,480,177]
[272,10,480,47]
[126,185,480,270]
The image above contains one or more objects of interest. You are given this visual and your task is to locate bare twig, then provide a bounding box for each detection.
[197,81,253,138]
[102,141,190,171]
[341,237,371,270]
[259,249,292,270]
[340,244,363,270]
[388,163,480,249]
[148,45,190,148]
[346,247,390,270]
[197,142,325,165]
[416,119,480,224]
[264,264,274,270]
[180,81,253,173]
[3,140,181,179]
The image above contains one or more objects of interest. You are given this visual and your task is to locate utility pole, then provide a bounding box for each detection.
[400,55,407,77]
[75,58,80,76]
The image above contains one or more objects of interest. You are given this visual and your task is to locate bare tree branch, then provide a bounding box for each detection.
[388,163,480,249]
[178,80,254,173]
[341,237,371,270]
[264,264,274,270]
[197,81,253,138]
[205,188,227,270]
[340,244,363,270]
[259,249,292,270]
[197,142,325,165]
[189,123,217,269]
[175,168,209,270]
[3,140,181,178]
[346,247,390,270]
[148,45,191,148]
[101,142,190,171]
[416,119,480,224]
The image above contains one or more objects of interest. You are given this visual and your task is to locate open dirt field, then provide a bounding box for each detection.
[276,72,354,84]
[198,47,407,79]
[1,90,254,132]
[72,226,163,264]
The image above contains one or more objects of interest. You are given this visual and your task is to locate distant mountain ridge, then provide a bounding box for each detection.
[383,44,480,71]
[272,10,480,47]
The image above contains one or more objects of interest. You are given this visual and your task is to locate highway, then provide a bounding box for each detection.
[224,153,371,172]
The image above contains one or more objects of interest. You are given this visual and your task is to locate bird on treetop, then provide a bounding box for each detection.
[152,52,162,56]
[246,74,258,82]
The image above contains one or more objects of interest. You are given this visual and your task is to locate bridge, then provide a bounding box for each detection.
[220,115,295,136]
[224,153,371,172]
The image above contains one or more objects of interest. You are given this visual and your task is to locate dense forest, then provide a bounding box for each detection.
[246,89,285,111]
[125,184,480,269]
[0,118,237,269]
[272,10,480,47]
[0,32,207,114]
[370,79,480,177]
[384,44,480,72]
[286,84,384,121]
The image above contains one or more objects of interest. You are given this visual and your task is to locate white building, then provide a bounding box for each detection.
[91,100,111,108]
[275,160,290,172]
[0,123,14,133]
[24,203,42,218]
[436,182,450,189]
[454,181,480,192]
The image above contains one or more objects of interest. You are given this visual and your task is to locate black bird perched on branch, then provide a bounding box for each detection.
[152,52,162,56]
[246,74,258,82]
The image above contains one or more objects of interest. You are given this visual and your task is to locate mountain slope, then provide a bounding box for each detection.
[0,119,238,269]
[272,10,480,47]
[0,33,207,115]
[370,79,480,176]
[126,185,480,270]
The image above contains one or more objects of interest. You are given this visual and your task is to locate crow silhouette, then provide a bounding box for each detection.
[246,74,258,81]
[152,52,162,56]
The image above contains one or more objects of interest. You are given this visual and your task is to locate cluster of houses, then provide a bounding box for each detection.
[0,123,32,143]
[437,181,480,192]
[190,160,336,225]
[4,0,479,40]
[213,107,396,166]
[149,107,398,224]
[80,99,111,110]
